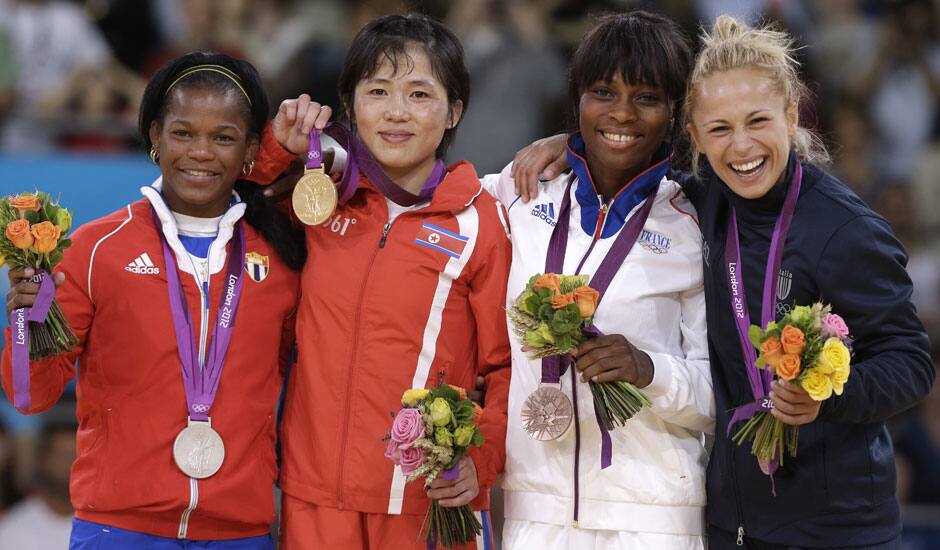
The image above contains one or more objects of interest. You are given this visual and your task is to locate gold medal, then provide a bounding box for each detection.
[521,384,573,441]
[292,167,337,226]
[173,417,225,479]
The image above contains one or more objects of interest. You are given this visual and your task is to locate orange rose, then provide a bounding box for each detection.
[5,219,33,249]
[472,403,483,421]
[780,325,805,355]
[454,385,468,400]
[571,286,600,318]
[10,194,40,214]
[30,221,60,253]
[551,291,575,309]
[776,353,801,381]
[760,335,784,370]
[533,273,562,295]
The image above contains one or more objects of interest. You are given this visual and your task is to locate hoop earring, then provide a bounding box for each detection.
[150,147,159,164]
[243,160,255,177]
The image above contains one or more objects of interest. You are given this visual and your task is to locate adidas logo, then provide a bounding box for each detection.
[530,203,556,227]
[125,252,160,274]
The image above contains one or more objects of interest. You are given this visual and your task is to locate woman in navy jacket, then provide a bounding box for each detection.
[679,15,933,549]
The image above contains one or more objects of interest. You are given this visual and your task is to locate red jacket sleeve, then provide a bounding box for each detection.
[466,200,512,496]
[2,239,93,414]
[249,123,300,186]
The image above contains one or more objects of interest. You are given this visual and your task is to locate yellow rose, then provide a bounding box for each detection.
[789,305,812,325]
[817,337,851,374]
[5,219,33,249]
[30,221,61,253]
[454,425,476,447]
[401,388,430,406]
[429,398,453,427]
[56,209,72,233]
[524,322,555,348]
[800,368,834,401]
[572,286,600,318]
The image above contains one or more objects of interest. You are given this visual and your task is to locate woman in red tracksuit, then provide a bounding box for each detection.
[250,14,511,550]
[3,52,304,548]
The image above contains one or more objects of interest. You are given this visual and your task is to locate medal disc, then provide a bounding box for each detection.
[173,420,225,479]
[292,170,338,226]
[521,385,573,441]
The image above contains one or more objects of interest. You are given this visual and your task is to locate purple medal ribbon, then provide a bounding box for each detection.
[152,210,246,422]
[544,178,658,469]
[9,270,55,412]
[322,124,446,207]
[724,161,803,481]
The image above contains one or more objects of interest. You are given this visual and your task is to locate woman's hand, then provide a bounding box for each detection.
[509,133,568,203]
[271,94,333,156]
[769,379,821,425]
[572,334,654,388]
[425,455,479,507]
[6,267,65,316]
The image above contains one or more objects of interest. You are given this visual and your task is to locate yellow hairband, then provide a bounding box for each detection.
[165,64,252,106]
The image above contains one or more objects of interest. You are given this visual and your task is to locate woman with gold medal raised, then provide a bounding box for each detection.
[2,52,305,549]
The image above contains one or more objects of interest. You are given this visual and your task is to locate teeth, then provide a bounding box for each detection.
[184,169,216,177]
[601,131,637,143]
[731,158,764,173]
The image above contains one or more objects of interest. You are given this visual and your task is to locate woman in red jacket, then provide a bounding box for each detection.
[3,52,304,548]
[249,14,511,550]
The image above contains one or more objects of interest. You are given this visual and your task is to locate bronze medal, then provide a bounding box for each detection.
[521,384,573,441]
[292,167,337,226]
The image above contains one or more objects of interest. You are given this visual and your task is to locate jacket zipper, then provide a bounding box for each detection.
[336,219,393,508]
[570,197,610,524]
[177,264,210,538]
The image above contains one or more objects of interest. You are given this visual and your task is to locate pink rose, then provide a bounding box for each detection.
[391,408,425,448]
[821,313,849,340]
[399,446,426,476]
[384,438,401,464]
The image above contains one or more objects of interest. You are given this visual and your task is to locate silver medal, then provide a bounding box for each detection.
[521,384,573,441]
[173,418,225,479]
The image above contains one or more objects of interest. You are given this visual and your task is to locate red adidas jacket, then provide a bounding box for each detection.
[1,190,299,539]
[253,134,512,516]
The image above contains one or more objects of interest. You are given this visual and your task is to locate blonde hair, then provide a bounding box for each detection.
[683,15,829,174]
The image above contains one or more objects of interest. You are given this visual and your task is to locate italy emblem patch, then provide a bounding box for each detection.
[244,252,269,282]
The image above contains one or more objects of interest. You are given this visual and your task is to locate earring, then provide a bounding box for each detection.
[243,160,255,177]
[150,147,159,164]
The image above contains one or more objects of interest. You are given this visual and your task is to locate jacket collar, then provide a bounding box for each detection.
[565,133,671,238]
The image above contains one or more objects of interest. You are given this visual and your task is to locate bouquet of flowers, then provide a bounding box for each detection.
[507,273,649,430]
[0,192,77,359]
[384,383,484,548]
[733,303,852,470]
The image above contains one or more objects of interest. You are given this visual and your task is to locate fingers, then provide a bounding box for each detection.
[312,104,333,132]
[467,375,486,405]
[6,268,53,314]
[426,457,479,508]
[770,380,820,425]
[262,167,302,200]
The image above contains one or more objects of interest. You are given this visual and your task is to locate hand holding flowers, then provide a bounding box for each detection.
[384,383,484,548]
[732,303,852,475]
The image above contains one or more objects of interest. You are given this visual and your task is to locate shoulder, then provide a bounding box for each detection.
[800,163,882,227]
[67,200,148,255]
[654,178,701,234]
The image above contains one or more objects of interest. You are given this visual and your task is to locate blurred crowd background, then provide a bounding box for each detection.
[0,0,938,548]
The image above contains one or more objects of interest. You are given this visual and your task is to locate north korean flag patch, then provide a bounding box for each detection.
[244,251,269,282]
[415,222,468,259]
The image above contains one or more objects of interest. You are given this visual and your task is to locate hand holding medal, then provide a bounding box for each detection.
[292,128,338,225]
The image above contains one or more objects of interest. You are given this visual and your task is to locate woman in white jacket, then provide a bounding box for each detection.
[480,11,713,549]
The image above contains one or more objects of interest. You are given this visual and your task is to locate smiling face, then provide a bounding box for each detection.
[687,67,798,199]
[149,86,258,217]
[351,45,462,191]
[577,73,671,197]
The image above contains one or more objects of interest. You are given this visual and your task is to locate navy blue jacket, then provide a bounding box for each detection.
[677,154,934,547]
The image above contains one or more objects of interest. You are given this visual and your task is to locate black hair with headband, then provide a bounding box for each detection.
[138,52,306,270]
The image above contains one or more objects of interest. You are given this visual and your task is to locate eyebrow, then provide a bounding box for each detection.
[705,109,771,125]
[365,77,436,87]
[167,119,243,132]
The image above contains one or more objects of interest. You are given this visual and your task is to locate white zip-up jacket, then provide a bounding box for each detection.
[481,153,713,536]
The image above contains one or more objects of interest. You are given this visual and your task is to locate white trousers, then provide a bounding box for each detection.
[502,519,706,550]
